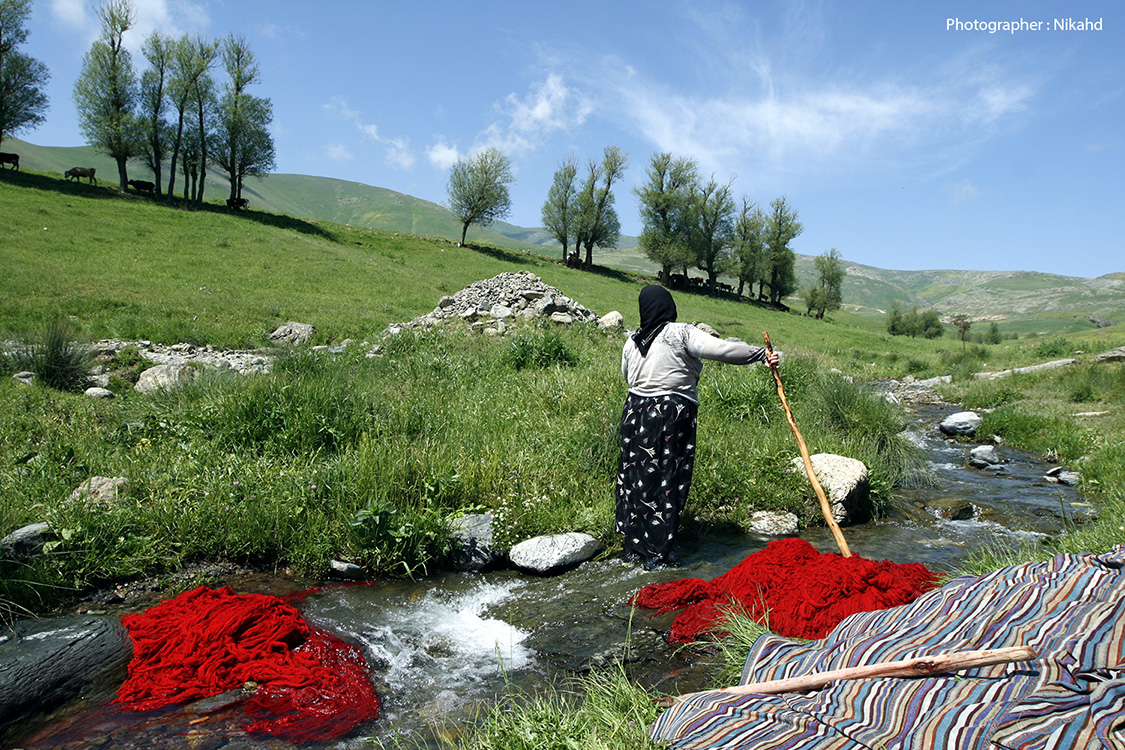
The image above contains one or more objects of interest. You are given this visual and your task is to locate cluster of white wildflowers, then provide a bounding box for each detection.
[491,491,553,549]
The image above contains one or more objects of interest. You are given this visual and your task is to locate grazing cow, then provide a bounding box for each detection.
[226,197,249,210]
[65,167,97,185]
[128,179,155,195]
[566,250,582,268]
[0,152,18,170]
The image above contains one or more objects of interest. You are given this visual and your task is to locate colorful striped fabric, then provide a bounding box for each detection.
[650,546,1125,750]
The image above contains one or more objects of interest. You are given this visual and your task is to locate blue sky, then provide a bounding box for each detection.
[20,0,1124,278]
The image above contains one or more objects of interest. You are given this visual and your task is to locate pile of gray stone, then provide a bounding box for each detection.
[384,271,621,337]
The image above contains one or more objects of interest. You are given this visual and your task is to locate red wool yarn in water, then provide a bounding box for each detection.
[114,585,379,743]
[631,538,939,642]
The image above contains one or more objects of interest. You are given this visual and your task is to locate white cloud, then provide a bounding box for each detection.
[53,0,210,51]
[50,0,88,29]
[478,73,593,156]
[385,138,415,170]
[427,140,460,170]
[323,97,414,168]
[949,179,980,203]
[588,47,1037,184]
[326,142,352,162]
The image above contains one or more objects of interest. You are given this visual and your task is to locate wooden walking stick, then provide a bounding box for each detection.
[762,332,852,557]
[657,646,1036,706]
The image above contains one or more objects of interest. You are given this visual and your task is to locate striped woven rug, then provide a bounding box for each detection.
[650,546,1125,749]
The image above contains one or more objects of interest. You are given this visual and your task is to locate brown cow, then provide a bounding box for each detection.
[65,167,97,185]
[128,179,155,195]
[0,152,18,170]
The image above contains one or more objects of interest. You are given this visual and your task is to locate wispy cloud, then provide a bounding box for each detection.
[323,97,415,169]
[570,8,1038,185]
[478,73,593,156]
[52,0,210,51]
[325,142,352,162]
[949,179,981,203]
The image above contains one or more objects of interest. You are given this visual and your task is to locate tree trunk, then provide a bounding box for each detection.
[116,157,129,193]
[167,113,184,199]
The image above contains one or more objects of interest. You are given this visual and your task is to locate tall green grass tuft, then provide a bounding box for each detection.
[3,318,93,392]
[502,326,579,371]
[434,667,661,750]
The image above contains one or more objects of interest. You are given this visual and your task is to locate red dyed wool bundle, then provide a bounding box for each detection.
[115,585,379,743]
[631,538,939,642]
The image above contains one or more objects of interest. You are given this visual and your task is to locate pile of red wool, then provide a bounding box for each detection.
[114,585,379,743]
[631,538,939,642]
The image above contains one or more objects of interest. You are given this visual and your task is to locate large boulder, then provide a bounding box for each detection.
[134,363,196,394]
[449,513,504,572]
[598,310,624,330]
[509,532,604,575]
[790,453,871,525]
[0,615,133,731]
[269,322,316,346]
[968,445,1001,468]
[939,411,982,436]
[1094,346,1125,363]
[0,522,54,561]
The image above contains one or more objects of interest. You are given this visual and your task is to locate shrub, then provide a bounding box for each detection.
[1036,338,1074,358]
[4,319,93,392]
[502,328,578,371]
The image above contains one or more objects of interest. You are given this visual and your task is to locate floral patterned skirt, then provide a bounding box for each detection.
[615,392,698,564]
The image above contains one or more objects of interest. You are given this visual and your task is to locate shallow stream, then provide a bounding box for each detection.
[8,401,1087,749]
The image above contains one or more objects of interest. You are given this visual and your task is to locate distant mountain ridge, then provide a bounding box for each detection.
[8,137,1123,336]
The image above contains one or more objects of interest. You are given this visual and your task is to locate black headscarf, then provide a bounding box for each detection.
[632,285,677,356]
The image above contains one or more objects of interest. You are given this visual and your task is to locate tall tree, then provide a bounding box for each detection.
[764,196,803,306]
[0,0,49,151]
[691,175,735,292]
[165,35,213,199]
[73,0,140,192]
[187,42,218,206]
[635,152,698,280]
[138,31,172,197]
[804,248,845,319]
[447,147,515,246]
[732,197,767,298]
[541,155,579,262]
[212,34,274,202]
[574,145,627,267]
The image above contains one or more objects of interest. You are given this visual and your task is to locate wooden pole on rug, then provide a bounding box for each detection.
[762,332,852,558]
[658,646,1037,707]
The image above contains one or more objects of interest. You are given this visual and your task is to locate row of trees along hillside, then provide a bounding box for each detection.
[0,0,274,204]
[74,0,275,202]
[631,151,843,318]
[447,146,845,319]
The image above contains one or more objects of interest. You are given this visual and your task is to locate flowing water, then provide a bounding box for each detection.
[7,401,1087,749]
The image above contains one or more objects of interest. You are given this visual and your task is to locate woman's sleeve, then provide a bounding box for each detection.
[684,326,767,365]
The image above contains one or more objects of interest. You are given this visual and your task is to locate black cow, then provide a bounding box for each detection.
[65,167,97,185]
[128,179,156,195]
[226,197,249,210]
[0,152,18,170]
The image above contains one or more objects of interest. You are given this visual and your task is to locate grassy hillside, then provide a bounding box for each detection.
[1,163,942,369]
[7,136,1123,338]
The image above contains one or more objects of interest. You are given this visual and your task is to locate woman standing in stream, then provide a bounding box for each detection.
[617,284,778,570]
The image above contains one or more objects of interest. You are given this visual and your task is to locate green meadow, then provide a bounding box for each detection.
[3,167,1125,748]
